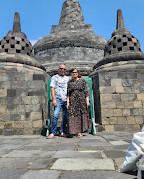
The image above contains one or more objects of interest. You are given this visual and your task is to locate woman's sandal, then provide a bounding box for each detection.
[46,134,55,139]
[60,132,66,137]
[77,133,83,137]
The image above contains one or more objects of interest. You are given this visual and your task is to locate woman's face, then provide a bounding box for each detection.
[71,69,78,79]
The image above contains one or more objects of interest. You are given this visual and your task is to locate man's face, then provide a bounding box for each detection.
[58,65,66,76]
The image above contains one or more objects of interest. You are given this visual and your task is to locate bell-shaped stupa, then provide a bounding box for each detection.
[94,9,144,69]
[90,9,144,132]
[0,12,49,135]
[34,0,107,76]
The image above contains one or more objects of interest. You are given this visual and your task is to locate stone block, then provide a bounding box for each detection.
[33,74,46,81]
[0,89,7,97]
[31,96,40,105]
[4,122,14,129]
[122,79,134,87]
[132,108,143,116]
[7,89,16,97]
[28,90,45,96]
[100,94,112,102]
[113,109,122,117]
[7,104,17,112]
[114,124,126,131]
[20,171,60,179]
[127,116,136,124]
[105,71,118,79]
[125,102,133,109]
[111,79,122,86]
[0,106,6,113]
[50,158,115,171]
[2,114,11,121]
[112,94,121,102]
[135,116,143,124]
[0,81,11,89]
[17,105,26,113]
[115,86,124,93]
[33,127,42,134]
[121,94,136,102]
[22,96,32,104]
[117,117,127,124]
[123,109,130,116]
[109,117,118,124]
[29,112,42,120]
[13,121,24,128]
[22,121,32,128]
[132,124,141,131]
[25,105,34,112]
[116,102,125,109]
[20,114,26,121]
[32,104,42,112]
[10,114,21,121]
[99,86,115,94]
[32,120,42,128]
[0,122,4,129]
[137,93,144,101]
[101,109,113,117]
[101,118,110,125]
[133,101,142,108]
[101,101,116,109]
[105,125,114,132]
[23,128,33,134]
[3,129,13,135]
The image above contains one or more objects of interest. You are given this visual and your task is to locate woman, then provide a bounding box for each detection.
[67,68,90,137]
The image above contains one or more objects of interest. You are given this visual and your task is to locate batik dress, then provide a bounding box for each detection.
[67,78,91,134]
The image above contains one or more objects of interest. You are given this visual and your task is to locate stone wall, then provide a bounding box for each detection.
[91,60,144,132]
[35,47,104,76]
[0,62,49,135]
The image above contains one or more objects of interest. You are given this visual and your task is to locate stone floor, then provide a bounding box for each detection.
[0,132,138,179]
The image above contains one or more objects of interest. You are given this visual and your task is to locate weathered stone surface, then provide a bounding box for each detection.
[51,158,115,171]
[61,171,135,179]
[0,157,32,169]
[0,168,26,179]
[53,150,102,159]
[103,150,126,158]
[21,171,61,179]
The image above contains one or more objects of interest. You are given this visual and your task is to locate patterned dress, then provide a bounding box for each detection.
[67,78,91,134]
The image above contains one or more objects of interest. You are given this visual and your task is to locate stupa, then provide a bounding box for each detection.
[34,0,107,76]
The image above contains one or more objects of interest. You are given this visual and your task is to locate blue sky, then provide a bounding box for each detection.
[0,0,144,51]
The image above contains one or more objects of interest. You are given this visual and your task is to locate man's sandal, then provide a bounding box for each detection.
[46,134,55,139]
[77,133,83,137]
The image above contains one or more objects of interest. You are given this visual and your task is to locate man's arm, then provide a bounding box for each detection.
[51,86,57,107]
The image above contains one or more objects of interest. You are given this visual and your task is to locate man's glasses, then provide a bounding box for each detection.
[72,72,78,74]
[59,68,66,70]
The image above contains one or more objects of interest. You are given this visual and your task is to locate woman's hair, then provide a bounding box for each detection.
[69,68,79,75]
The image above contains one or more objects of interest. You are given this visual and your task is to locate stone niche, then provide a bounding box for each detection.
[0,55,49,135]
[91,60,144,132]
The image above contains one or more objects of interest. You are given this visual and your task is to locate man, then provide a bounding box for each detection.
[47,64,69,139]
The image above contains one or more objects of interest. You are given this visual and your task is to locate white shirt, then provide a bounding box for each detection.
[50,74,69,101]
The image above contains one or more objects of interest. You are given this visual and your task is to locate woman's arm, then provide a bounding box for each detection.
[67,96,70,109]
[86,96,90,107]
